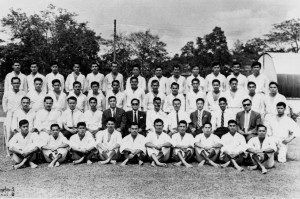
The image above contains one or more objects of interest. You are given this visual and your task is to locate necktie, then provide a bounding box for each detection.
[176,111,179,126]
[71,110,74,127]
[197,110,202,128]
[134,111,138,123]
[221,110,224,127]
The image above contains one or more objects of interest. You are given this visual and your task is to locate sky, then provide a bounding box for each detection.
[0,0,299,56]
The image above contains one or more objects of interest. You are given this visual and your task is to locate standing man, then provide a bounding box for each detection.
[67,81,87,112]
[167,64,186,95]
[124,76,145,111]
[226,62,247,91]
[247,61,269,94]
[105,80,126,110]
[26,78,46,112]
[148,66,168,95]
[146,97,168,133]
[186,65,205,92]
[186,78,206,114]
[120,122,147,167]
[96,117,122,165]
[145,119,172,167]
[85,62,105,92]
[27,62,46,92]
[125,99,146,137]
[246,124,277,174]
[194,122,222,168]
[47,79,67,112]
[144,80,166,111]
[164,82,185,114]
[65,63,86,94]
[220,120,247,171]
[4,61,27,93]
[86,81,106,111]
[189,98,212,136]
[104,62,124,94]
[236,99,262,142]
[84,97,103,138]
[171,120,194,168]
[205,79,225,114]
[205,62,226,92]
[126,64,146,91]
[46,61,65,92]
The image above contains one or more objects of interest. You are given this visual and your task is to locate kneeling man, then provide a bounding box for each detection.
[145,119,172,167]
[220,120,247,171]
[41,124,69,167]
[69,122,96,165]
[194,122,222,168]
[246,124,276,174]
[9,119,40,169]
[120,122,146,167]
[171,120,194,168]
[96,117,122,165]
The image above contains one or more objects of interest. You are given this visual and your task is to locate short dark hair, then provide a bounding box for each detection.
[50,123,60,130]
[256,124,267,131]
[269,81,278,88]
[130,122,139,127]
[211,62,220,68]
[11,77,20,83]
[108,96,116,102]
[19,119,29,127]
[51,61,58,66]
[191,78,200,84]
[73,81,81,87]
[44,96,53,102]
[112,80,120,85]
[242,98,252,104]
[228,119,237,125]
[192,65,200,70]
[67,96,77,102]
[203,122,212,127]
[151,80,159,85]
[77,122,86,128]
[247,81,256,87]
[172,98,181,104]
[111,61,118,66]
[131,98,140,104]
[212,79,220,85]
[132,64,140,71]
[178,120,187,127]
[91,81,99,87]
[173,64,181,70]
[155,66,163,70]
[106,117,116,124]
[21,96,30,102]
[130,76,138,82]
[276,102,286,108]
[196,98,205,104]
[153,97,161,103]
[171,82,179,88]
[232,61,241,68]
[251,61,261,68]
[219,97,227,103]
[52,79,61,85]
[229,78,238,84]
[154,118,164,125]
[34,77,43,83]
[89,97,97,103]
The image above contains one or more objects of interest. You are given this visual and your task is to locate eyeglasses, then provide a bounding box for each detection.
[243,104,251,107]
[132,103,139,106]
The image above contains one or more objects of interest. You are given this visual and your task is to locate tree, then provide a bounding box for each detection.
[0,4,102,76]
[265,18,300,52]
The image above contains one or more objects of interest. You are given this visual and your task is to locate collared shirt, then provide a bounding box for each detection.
[26,90,47,112]
[167,75,186,95]
[96,129,122,148]
[186,75,206,92]
[2,90,26,113]
[244,110,252,131]
[85,72,105,91]
[69,132,96,150]
[223,89,246,110]
[126,75,147,91]
[67,91,87,112]
[65,72,86,93]
[43,132,69,149]
[186,90,206,114]
[104,72,124,93]
[27,73,46,92]
[221,132,247,154]
[247,137,277,152]
[143,92,166,111]
[148,75,168,95]
[124,88,145,110]
[61,109,84,128]
[9,132,39,150]
[146,110,168,132]
[86,90,106,111]
[243,93,266,117]
[265,93,287,116]
[211,109,235,130]
[205,91,225,113]
[167,110,191,132]
[226,73,248,92]
[163,93,185,113]
[45,72,65,92]
[194,133,222,147]
[46,91,67,112]
[4,71,27,93]
[205,73,226,92]
[11,109,36,131]
[265,115,300,140]
[146,131,171,145]
[84,109,103,130]
[171,133,194,148]
[105,90,126,109]
[120,134,146,154]
[247,73,269,94]
[34,109,62,131]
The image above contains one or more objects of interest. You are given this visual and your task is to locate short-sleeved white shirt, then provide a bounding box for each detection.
[120,134,146,154]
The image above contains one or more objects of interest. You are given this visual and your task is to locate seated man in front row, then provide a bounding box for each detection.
[246,124,277,174]
[9,119,40,170]
[41,124,69,168]
[69,122,97,165]
[145,119,172,167]
[96,117,122,165]
[194,122,222,168]
[220,120,247,172]
[171,120,194,168]
[120,122,147,167]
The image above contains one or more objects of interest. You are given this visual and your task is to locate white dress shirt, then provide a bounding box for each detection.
[143,92,166,111]
[43,132,69,149]
[148,76,168,95]
[104,72,124,93]
[247,137,277,152]
[205,73,226,92]
[96,129,122,153]
[45,72,65,92]
[105,90,126,109]
[84,109,103,130]
[67,91,87,112]
[221,132,247,154]
[11,109,36,131]
[167,110,191,132]
[26,90,47,112]
[163,93,185,113]
[34,109,62,131]
[247,73,269,94]
[186,75,206,92]
[146,131,172,145]
[2,90,26,113]
[86,90,106,111]
[61,109,85,128]
[4,71,27,92]
[265,93,287,117]
[186,90,206,114]
[120,134,146,154]
[9,132,40,150]
[65,72,86,93]
[27,73,46,92]
[124,88,145,110]
[85,72,105,91]
[167,75,186,95]
[146,110,169,132]
[69,132,96,150]
[211,109,235,130]
[195,133,222,147]
[126,75,146,91]
[226,73,248,92]
[46,91,67,112]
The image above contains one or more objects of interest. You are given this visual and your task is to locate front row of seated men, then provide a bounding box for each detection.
[9,115,291,175]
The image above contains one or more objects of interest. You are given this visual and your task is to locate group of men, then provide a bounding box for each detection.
[2,60,299,174]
